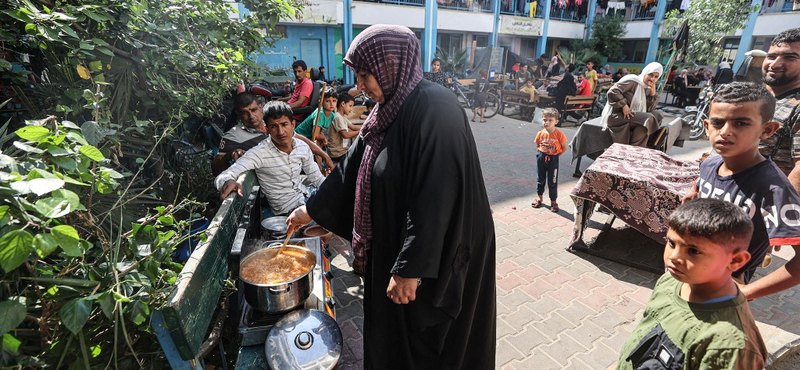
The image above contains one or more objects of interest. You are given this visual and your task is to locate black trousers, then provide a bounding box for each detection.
[536,152,559,201]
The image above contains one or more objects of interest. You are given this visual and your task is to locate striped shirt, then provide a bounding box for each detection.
[214,137,325,215]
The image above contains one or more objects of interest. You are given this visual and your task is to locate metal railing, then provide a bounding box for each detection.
[625,3,656,21]
[760,0,798,13]
[438,0,494,13]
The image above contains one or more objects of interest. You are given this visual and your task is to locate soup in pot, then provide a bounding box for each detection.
[241,247,315,285]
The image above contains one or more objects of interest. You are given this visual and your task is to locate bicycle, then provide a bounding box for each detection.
[447,77,500,119]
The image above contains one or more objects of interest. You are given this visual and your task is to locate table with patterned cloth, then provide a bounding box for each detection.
[568,143,700,252]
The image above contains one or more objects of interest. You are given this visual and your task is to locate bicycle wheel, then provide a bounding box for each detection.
[483,93,499,118]
[457,92,470,108]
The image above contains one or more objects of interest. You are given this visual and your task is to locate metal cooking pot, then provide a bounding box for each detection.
[266,309,342,370]
[261,216,288,239]
[240,245,315,313]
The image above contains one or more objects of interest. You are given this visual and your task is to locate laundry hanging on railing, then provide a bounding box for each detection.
[606,1,626,14]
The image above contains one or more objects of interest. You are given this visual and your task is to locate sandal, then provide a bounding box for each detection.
[531,199,543,208]
[550,203,559,213]
[480,119,487,123]
[471,118,477,122]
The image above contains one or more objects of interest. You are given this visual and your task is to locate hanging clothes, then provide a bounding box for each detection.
[529,0,538,18]
[606,1,626,14]
[680,0,691,10]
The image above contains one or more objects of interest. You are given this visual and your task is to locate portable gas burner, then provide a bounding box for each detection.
[236,237,336,347]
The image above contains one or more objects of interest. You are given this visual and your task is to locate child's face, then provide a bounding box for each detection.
[542,115,558,131]
[663,229,746,286]
[705,101,778,160]
[339,100,354,115]
[323,97,337,113]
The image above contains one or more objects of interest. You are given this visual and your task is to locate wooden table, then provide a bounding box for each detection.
[568,144,699,255]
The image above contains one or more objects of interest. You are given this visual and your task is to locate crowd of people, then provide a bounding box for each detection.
[209,24,800,369]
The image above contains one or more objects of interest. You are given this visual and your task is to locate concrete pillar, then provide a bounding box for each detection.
[644,0,668,64]
[342,0,353,83]
[423,0,438,71]
[491,0,501,46]
[537,0,551,57]
[733,0,761,71]
[585,0,598,40]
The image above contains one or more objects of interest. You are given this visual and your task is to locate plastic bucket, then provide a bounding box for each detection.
[173,217,210,262]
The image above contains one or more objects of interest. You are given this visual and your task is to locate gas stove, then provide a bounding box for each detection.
[236,237,336,347]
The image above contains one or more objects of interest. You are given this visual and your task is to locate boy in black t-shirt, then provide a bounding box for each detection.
[684,82,800,299]
[472,70,489,123]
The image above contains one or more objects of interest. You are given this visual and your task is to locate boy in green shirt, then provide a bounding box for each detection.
[615,198,766,370]
[295,92,337,147]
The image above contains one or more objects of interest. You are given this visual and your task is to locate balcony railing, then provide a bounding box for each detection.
[438,0,494,13]
[760,0,799,13]
[625,3,656,21]
[499,0,586,23]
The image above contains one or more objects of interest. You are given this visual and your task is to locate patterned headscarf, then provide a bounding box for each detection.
[343,25,423,269]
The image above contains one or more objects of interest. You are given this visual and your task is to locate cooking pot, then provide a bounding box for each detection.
[240,244,315,313]
[266,309,342,370]
[261,216,288,239]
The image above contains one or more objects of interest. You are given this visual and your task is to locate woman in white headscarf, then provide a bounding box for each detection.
[601,62,664,147]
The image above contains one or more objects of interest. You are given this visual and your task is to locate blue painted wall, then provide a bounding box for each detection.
[253,25,338,79]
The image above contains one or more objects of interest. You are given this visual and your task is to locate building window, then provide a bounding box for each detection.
[519,37,537,59]
[498,35,513,53]
[438,33,463,54]
[721,38,739,64]
[616,40,648,63]
[473,34,488,48]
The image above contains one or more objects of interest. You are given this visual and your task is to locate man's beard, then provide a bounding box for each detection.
[764,73,792,87]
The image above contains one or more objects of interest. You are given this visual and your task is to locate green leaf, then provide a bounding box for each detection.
[12,141,44,154]
[78,145,104,162]
[24,23,36,34]
[133,225,158,247]
[0,154,16,169]
[66,131,88,145]
[51,225,81,257]
[88,60,103,72]
[61,120,80,129]
[60,25,79,39]
[79,41,94,50]
[35,189,81,218]
[98,292,114,319]
[0,229,34,272]
[33,233,59,258]
[80,121,101,145]
[0,300,26,335]
[0,205,8,219]
[2,334,21,354]
[15,126,50,142]
[59,299,91,335]
[42,134,66,146]
[51,156,78,172]
[126,300,149,326]
[111,291,130,302]
[28,178,65,196]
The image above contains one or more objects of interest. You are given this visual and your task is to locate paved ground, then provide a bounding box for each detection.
[327,107,800,369]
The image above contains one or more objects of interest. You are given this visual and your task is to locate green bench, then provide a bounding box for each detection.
[151,172,257,369]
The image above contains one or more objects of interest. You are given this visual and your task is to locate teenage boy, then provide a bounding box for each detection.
[295,90,337,147]
[211,92,332,175]
[215,101,325,216]
[328,93,361,162]
[615,198,766,370]
[684,81,800,300]
[585,61,598,93]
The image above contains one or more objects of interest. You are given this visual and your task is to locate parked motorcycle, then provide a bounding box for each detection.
[683,85,713,140]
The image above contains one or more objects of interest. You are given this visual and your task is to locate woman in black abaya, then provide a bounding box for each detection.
[287,25,496,370]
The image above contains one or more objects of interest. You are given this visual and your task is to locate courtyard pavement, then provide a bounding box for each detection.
[327,107,800,369]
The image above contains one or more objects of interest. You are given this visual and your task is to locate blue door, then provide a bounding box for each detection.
[300,39,323,71]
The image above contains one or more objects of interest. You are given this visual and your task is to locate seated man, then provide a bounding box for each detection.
[278,59,313,120]
[215,101,326,216]
[576,72,592,96]
[211,92,332,176]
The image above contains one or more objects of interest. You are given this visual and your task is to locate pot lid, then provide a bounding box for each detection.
[261,216,288,233]
[265,309,342,370]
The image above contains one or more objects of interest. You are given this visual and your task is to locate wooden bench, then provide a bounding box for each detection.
[500,90,537,121]
[561,94,598,123]
[151,171,257,369]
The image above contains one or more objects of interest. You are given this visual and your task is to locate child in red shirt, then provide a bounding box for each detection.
[532,107,568,212]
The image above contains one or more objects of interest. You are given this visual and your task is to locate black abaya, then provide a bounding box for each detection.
[306,79,496,370]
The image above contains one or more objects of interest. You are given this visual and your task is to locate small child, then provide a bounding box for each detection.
[472,69,489,123]
[531,107,568,213]
[360,99,376,120]
[328,93,362,163]
[295,90,337,147]
[615,198,766,370]
[685,81,800,298]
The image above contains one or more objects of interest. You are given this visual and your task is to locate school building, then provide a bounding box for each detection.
[232,0,800,81]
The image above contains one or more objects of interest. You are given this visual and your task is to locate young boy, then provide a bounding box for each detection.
[472,70,489,123]
[328,93,362,162]
[531,107,567,213]
[615,198,766,370]
[295,89,337,147]
[359,99,376,120]
[686,81,800,298]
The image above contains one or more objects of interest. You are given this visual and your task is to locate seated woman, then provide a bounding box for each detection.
[600,62,664,148]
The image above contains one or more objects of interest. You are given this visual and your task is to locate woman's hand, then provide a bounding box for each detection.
[386,275,419,304]
[286,206,313,232]
[622,104,635,119]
